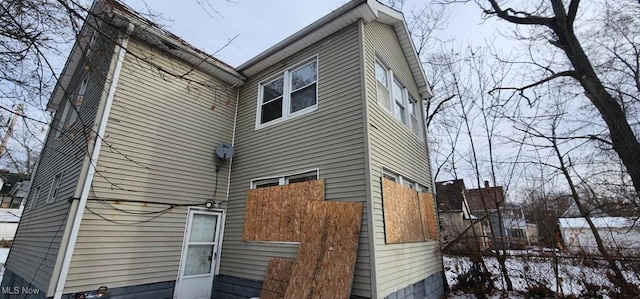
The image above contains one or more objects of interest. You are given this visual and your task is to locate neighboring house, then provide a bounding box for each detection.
[2,1,444,299]
[466,181,534,249]
[558,204,640,256]
[0,172,29,243]
[435,179,486,251]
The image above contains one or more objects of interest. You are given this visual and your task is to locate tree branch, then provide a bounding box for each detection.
[485,0,554,26]
[489,70,576,95]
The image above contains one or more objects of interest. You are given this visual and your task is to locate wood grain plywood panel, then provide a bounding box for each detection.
[260,257,296,299]
[285,201,363,299]
[418,192,438,240]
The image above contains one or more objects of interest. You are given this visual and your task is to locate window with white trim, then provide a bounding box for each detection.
[85,30,97,56]
[408,96,420,135]
[55,73,89,139]
[29,186,40,210]
[392,79,407,125]
[375,61,391,110]
[66,73,88,130]
[383,168,428,192]
[46,173,63,204]
[375,58,423,138]
[257,57,318,126]
[251,169,319,189]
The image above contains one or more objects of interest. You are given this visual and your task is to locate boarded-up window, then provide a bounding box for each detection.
[382,178,438,243]
[243,179,324,242]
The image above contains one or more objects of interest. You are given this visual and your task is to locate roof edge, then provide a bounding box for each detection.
[237,0,369,72]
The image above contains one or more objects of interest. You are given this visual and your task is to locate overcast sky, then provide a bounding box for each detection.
[120,0,506,68]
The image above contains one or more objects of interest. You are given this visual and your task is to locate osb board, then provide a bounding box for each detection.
[285,201,363,299]
[243,190,259,240]
[418,192,438,240]
[260,257,296,299]
[382,178,424,243]
[243,180,325,242]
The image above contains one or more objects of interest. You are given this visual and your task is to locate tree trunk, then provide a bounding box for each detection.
[551,19,640,199]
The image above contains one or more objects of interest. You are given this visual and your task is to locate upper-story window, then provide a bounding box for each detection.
[375,59,422,138]
[257,57,318,128]
[55,73,89,139]
[29,186,40,210]
[46,173,63,204]
[375,61,391,110]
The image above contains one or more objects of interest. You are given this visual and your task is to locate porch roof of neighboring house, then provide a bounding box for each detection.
[236,0,433,100]
[465,181,505,212]
[435,179,467,212]
[0,171,27,196]
[0,210,20,223]
[47,0,246,111]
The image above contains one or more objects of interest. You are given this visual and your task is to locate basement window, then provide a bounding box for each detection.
[257,56,318,128]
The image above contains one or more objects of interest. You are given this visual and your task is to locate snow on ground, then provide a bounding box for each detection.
[0,247,9,282]
[443,252,640,298]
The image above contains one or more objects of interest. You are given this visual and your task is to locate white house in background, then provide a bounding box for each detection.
[0,173,29,242]
[559,216,640,256]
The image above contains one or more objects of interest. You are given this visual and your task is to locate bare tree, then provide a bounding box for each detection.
[476,0,640,199]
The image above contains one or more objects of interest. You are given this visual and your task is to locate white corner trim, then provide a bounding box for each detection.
[53,23,134,299]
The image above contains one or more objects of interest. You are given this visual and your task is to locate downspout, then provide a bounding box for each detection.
[53,22,134,299]
[215,87,240,276]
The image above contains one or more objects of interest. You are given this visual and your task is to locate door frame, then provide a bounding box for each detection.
[174,207,224,299]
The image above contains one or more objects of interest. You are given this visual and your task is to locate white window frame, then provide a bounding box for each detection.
[255,56,319,129]
[382,167,429,192]
[66,73,89,130]
[250,169,319,189]
[46,173,63,204]
[55,73,89,139]
[29,186,40,210]
[408,96,421,136]
[375,60,391,111]
[374,56,423,138]
[54,102,71,139]
[85,30,97,56]
[392,79,408,125]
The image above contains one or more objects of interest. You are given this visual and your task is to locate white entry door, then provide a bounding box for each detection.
[175,210,221,299]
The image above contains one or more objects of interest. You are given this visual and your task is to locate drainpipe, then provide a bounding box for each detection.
[225,87,240,201]
[53,22,134,299]
[214,87,240,277]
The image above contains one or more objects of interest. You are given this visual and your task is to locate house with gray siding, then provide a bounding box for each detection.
[2,0,444,298]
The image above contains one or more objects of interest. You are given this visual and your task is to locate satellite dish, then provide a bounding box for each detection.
[215,143,234,160]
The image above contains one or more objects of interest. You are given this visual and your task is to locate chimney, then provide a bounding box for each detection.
[484,181,490,189]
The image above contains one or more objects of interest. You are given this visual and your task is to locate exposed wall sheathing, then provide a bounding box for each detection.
[382,178,438,243]
[243,180,325,242]
[285,201,363,299]
[260,257,296,299]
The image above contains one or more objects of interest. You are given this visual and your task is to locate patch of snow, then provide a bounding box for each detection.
[559,217,636,229]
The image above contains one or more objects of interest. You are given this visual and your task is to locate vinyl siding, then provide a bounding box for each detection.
[64,37,238,293]
[363,21,441,298]
[221,23,372,297]
[5,23,120,294]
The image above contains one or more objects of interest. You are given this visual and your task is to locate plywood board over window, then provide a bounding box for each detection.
[285,201,363,299]
[243,179,325,242]
[260,257,296,299]
[382,178,438,243]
